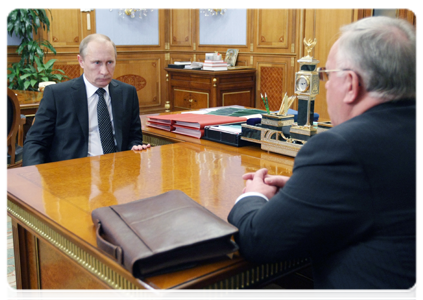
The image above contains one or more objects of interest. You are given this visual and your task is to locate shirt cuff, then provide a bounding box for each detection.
[235,192,269,204]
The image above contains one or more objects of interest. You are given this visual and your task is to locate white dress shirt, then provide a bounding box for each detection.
[235,192,269,204]
[83,75,117,156]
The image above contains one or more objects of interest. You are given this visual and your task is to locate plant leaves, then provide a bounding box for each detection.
[34,55,42,66]
[39,10,50,29]
[23,80,31,90]
[8,10,18,23]
[14,19,23,37]
[45,59,56,69]
[7,22,15,35]
[20,73,32,80]
[54,74,66,81]
[26,41,34,53]
[7,73,16,82]
[7,9,68,90]
[25,19,33,34]
[34,13,41,29]
[42,41,57,55]
[28,64,37,73]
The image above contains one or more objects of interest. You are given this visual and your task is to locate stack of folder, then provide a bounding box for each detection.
[202,60,228,71]
[147,114,247,138]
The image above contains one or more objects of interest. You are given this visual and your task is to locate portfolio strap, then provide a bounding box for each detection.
[95,222,123,264]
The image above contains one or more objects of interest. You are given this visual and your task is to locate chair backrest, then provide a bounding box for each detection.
[7,88,21,166]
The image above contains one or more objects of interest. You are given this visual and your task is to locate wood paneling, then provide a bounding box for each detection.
[49,9,82,47]
[170,53,196,64]
[81,10,96,38]
[115,56,162,112]
[235,54,250,67]
[356,9,373,19]
[255,56,294,110]
[53,63,81,80]
[254,9,297,54]
[257,10,290,49]
[170,9,194,48]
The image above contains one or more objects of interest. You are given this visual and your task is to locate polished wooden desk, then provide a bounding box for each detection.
[7,141,308,289]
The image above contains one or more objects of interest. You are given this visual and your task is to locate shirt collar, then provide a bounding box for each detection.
[82,74,110,98]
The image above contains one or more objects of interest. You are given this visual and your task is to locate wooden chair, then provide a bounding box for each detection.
[18,114,26,147]
[7,88,24,168]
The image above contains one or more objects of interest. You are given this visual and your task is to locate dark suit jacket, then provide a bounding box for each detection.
[228,99,416,289]
[23,76,143,166]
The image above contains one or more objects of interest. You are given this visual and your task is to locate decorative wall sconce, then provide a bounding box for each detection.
[110,9,154,19]
[200,9,226,17]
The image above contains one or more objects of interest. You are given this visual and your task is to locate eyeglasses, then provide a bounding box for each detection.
[317,67,353,81]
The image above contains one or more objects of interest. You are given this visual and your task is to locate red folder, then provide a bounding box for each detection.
[173,124,205,138]
[146,116,173,125]
[173,114,246,128]
[148,114,247,129]
[146,121,174,131]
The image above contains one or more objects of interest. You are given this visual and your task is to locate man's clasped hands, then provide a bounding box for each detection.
[242,168,290,200]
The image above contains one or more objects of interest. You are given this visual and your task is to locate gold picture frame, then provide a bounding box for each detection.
[224,49,239,67]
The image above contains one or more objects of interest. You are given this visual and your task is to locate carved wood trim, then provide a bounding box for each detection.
[116,74,147,91]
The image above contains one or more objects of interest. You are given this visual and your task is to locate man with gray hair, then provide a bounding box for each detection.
[228,16,415,289]
[23,34,150,166]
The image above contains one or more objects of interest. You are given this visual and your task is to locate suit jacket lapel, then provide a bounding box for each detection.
[71,76,89,144]
[109,80,124,151]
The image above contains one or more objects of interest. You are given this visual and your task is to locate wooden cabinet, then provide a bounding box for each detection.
[165,68,256,110]
[174,89,209,110]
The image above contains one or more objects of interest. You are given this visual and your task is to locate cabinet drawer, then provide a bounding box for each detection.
[174,89,209,110]
[222,90,253,107]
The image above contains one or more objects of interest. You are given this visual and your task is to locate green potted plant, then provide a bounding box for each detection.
[7,9,68,91]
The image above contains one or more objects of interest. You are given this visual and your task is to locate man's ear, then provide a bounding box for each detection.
[343,71,361,104]
[77,55,84,68]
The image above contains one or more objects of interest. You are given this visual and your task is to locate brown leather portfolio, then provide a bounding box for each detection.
[91,190,238,278]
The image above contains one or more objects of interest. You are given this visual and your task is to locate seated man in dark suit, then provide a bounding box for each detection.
[23,33,150,166]
[228,16,415,289]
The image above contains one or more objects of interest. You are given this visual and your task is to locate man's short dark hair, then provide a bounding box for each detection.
[79,33,117,59]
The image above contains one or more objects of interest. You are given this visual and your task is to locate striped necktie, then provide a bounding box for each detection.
[96,88,116,154]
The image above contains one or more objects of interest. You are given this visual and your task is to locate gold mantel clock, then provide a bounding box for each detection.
[290,38,320,142]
